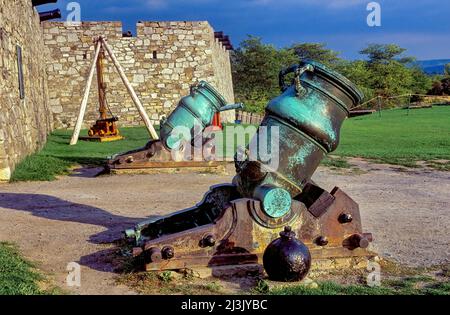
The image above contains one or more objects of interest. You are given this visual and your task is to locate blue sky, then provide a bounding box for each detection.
[38,0,449,60]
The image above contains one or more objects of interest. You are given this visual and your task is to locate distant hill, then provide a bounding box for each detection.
[415,59,450,75]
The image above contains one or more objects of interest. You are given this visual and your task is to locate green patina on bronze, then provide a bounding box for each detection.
[236,60,364,215]
[254,185,292,218]
[287,141,315,171]
[160,81,242,150]
[267,86,337,150]
[123,62,374,268]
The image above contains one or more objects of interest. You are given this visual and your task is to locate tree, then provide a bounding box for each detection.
[231,36,298,112]
[428,78,450,95]
[445,63,450,76]
[442,78,450,95]
[350,44,433,107]
[370,60,414,97]
[428,81,443,95]
[335,60,374,103]
[231,38,434,112]
[409,66,433,96]
[288,43,340,66]
[360,43,415,64]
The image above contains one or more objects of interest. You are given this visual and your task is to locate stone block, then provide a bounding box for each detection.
[51,105,64,114]
[56,36,67,43]
[133,74,145,83]
[67,33,79,43]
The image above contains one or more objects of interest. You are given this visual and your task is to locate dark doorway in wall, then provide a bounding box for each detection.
[153,51,157,59]
[16,45,25,99]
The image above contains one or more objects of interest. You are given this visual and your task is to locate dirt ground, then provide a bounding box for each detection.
[0,159,449,295]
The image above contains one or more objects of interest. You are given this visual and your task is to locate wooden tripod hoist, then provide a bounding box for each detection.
[81,44,123,142]
[70,36,159,146]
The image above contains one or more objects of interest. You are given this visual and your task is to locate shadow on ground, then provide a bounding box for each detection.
[0,192,151,243]
[0,192,270,290]
[70,166,106,178]
[0,193,159,273]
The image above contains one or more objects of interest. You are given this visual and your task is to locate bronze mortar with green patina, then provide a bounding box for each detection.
[125,60,374,279]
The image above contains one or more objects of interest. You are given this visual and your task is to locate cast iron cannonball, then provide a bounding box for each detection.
[263,226,312,282]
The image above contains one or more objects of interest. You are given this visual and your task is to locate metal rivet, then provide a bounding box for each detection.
[338,213,353,224]
[201,234,216,247]
[161,246,174,260]
[315,236,329,246]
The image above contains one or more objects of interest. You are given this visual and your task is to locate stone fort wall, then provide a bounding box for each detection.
[0,4,236,181]
[0,0,53,181]
[42,21,236,129]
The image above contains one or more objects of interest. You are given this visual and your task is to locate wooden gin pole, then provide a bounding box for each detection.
[96,45,107,120]
[70,39,102,145]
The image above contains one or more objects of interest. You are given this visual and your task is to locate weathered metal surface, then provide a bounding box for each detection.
[96,47,108,121]
[160,81,227,150]
[124,60,373,281]
[107,81,242,172]
[263,226,312,282]
[108,138,221,169]
[253,185,292,218]
[297,183,335,218]
[83,117,122,139]
[235,59,365,201]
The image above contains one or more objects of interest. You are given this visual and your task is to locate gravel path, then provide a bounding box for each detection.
[0,161,448,294]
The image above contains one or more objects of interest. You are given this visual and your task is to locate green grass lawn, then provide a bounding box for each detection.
[264,277,450,295]
[11,127,152,181]
[10,106,450,181]
[335,106,450,167]
[0,243,57,295]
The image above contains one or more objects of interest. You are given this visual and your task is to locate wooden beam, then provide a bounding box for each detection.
[111,160,225,169]
[101,37,159,140]
[70,39,102,146]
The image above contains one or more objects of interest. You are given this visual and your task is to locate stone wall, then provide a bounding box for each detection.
[211,37,235,118]
[0,0,53,181]
[42,21,236,129]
